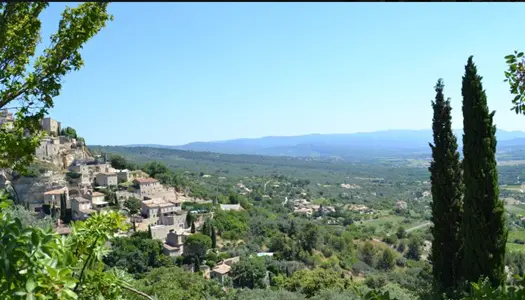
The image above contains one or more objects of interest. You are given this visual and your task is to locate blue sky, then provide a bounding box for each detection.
[40,3,525,145]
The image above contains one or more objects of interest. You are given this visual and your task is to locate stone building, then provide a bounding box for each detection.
[115,169,130,183]
[71,197,95,220]
[141,198,182,219]
[40,117,61,136]
[43,187,70,209]
[134,178,161,196]
[162,229,185,257]
[95,173,118,187]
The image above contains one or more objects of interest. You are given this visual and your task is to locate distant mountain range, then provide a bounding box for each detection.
[123,129,525,160]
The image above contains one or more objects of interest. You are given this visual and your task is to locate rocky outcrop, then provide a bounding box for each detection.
[12,170,67,211]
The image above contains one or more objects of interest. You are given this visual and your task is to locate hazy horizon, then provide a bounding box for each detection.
[41,3,525,145]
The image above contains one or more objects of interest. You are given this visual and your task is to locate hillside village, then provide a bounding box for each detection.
[0,113,257,284]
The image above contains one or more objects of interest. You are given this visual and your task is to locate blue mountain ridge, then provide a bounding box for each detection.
[122,129,525,159]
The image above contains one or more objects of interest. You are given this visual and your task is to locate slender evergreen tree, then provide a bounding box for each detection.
[429,79,464,296]
[211,226,217,249]
[191,221,196,233]
[461,56,508,287]
[147,224,153,239]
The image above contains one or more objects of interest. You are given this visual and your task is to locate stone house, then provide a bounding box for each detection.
[211,264,231,285]
[210,257,240,286]
[69,164,89,175]
[95,173,118,187]
[134,178,161,196]
[162,229,185,257]
[43,187,70,209]
[141,198,182,219]
[115,169,130,183]
[71,197,95,220]
[158,210,186,228]
[40,117,61,136]
[69,164,90,185]
[88,191,106,203]
[88,192,109,211]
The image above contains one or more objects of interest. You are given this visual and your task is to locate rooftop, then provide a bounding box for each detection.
[135,177,159,184]
[92,199,109,206]
[73,197,90,204]
[91,192,105,197]
[142,198,178,208]
[98,172,117,176]
[212,263,231,275]
[79,208,96,214]
[162,243,181,251]
[44,187,67,195]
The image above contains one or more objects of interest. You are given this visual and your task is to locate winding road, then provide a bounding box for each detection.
[406,222,431,233]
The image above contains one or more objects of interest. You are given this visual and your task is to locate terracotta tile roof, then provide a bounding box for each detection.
[44,188,67,195]
[212,264,231,275]
[134,178,158,184]
[91,192,105,197]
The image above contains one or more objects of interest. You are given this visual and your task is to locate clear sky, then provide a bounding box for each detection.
[40,2,525,145]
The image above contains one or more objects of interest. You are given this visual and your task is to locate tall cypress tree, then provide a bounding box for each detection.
[429,79,464,296]
[211,226,217,249]
[461,56,508,287]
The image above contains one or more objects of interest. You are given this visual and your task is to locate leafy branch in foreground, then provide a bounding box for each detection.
[504,50,525,115]
[0,2,113,173]
[0,193,156,299]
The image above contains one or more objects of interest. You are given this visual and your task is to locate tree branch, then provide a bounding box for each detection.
[120,284,155,300]
[73,236,99,292]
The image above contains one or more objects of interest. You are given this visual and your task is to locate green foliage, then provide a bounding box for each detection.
[184,233,212,263]
[362,241,377,266]
[231,257,268,289]
[278,268,352,298]
[504,50,525,115]
[212,210,249,240]
[124,266,226,300]
[60,126,77,139]
[211,226,217,249]
[0,2,113,173]
[459,276,525,300]
[377,248,395,271]
[232,289,306,300]
[297,222,320,254]
[0,205,132,299]
[3,204,54,229]
[124,197,141,216]
[429,78,464,296]
[141,161,169,180]
[109,154,136,171]
[461,56,508,287]
[396,226,406,239]
[405,237,421,261]
[103,234,173,277]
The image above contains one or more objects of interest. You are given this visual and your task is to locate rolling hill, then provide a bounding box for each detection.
[123,129,525,160]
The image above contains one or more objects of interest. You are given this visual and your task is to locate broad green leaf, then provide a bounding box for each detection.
[25,278,36,292]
